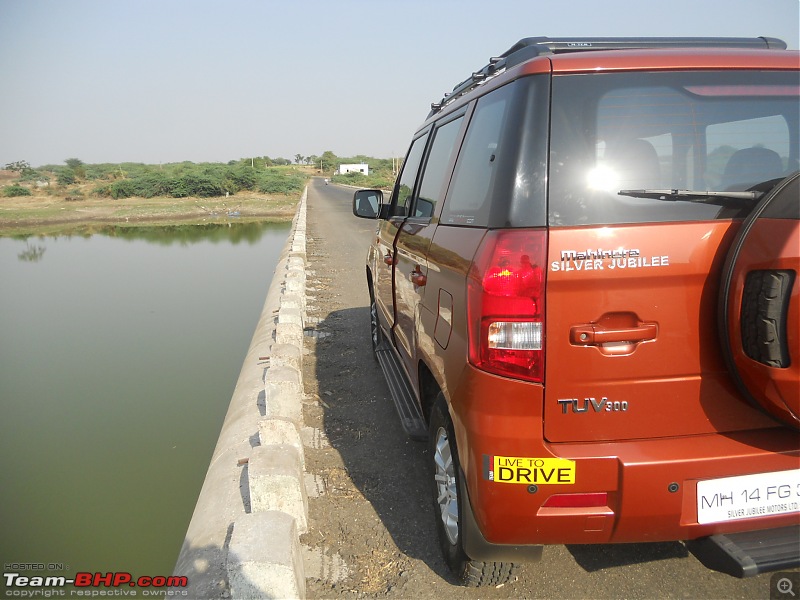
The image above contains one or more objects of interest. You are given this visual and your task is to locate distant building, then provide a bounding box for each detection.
[337,163,369,176]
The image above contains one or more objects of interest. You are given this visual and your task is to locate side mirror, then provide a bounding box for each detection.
[353,189,383,219]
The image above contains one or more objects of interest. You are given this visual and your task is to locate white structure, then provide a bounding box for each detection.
[337,163,369,176]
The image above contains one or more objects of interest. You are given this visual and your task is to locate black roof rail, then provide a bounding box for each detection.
[429,36,787,116]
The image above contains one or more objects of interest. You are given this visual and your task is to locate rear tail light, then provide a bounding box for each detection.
[467,229,547,383]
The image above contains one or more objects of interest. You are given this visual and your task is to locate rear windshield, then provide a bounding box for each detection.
[548,70,800,226]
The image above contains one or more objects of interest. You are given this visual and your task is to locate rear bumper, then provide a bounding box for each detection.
[450,365,800,549]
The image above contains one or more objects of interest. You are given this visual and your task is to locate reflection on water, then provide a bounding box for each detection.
[17,243,46,262]
[0,221,290,588]
[99,221,285,246]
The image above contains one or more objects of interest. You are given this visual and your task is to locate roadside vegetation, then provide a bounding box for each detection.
[0,152,399,236]
[328,158,398,190]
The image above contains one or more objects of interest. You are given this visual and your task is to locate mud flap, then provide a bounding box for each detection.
[459,468,543,563]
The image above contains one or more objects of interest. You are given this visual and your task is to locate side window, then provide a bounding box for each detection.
[441,86,512,226]
[415,116,464,218]
[393,132,429,217]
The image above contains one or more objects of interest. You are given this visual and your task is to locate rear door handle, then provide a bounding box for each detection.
[410,267,427,287]
[570,323,657,345]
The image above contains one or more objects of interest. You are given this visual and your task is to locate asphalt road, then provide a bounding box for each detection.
[299,177,781,599]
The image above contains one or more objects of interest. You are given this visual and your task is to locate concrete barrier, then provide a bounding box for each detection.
[172,189,308,599]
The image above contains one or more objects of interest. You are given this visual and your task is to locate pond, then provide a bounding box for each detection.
[0,221,290,587]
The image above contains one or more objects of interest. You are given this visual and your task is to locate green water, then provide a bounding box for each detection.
[0,222,289,588]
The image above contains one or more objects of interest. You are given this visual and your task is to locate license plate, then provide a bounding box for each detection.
[696,469,800,525]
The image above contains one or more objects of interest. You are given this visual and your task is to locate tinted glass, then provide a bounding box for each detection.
[415,116,464,218]
[441,84,515,226]
[549,71,799,226]
[393,132,429,217]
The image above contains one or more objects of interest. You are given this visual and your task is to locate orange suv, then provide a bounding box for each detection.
[352,36,799,586]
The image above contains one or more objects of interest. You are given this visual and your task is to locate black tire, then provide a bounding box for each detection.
[428,394,518,587]
[740,270,794,368]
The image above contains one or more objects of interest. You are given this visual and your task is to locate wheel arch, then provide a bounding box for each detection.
[418,359,443,424]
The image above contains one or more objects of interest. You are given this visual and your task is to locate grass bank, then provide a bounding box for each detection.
[0,191,298,237]
[0,161,312,237]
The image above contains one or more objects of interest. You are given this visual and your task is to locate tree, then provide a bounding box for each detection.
[320,151,338,172]
[64,158,86,180]
[5,160,31,172]
[294,154,304,165]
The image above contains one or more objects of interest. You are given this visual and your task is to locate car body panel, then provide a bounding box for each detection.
[544,222,781,443]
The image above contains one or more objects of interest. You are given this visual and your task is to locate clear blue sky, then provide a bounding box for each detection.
[1,0,798,167]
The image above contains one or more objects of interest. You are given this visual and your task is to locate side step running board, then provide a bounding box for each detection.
[375,341,427,440]
[686,525,800,577]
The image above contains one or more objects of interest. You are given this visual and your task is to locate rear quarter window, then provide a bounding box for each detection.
[440,84,516,227]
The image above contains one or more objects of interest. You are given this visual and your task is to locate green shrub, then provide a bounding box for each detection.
[171,174,228,198]
[19,169,46,183]
[3,185,31,197]
[134,173,172,198]
[257,169,307,194]
[66,161,311,200]
[110,180,136,199]
[229,166,258,191]
[57,169,76,186]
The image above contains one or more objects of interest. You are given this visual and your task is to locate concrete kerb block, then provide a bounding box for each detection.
[287,257,305,272]
[270,343,302,371]
[280,293,305,313]
[278,306,303,328]
[284,279,305,297]
[284,268,306,291]
[248,444,308,533]
[264,365,302,423]
[275,322,303,347]
[258,418,305,470]
[227,511,304,600]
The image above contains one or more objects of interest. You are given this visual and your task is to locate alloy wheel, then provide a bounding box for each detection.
[433,426,459,545]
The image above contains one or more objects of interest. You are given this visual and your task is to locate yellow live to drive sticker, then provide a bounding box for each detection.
[485,455,576,485]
